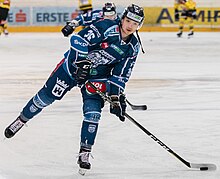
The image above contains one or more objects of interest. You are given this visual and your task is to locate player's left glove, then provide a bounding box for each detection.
[61,20,79,37]
[187,9,197,19]
[192,10,197,19]
[110,94,127,122]
[175,9,179,21]
[74,60,91,85]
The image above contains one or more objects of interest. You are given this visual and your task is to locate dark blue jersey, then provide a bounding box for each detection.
[64,19,140,95]
[75,10,104,26]
[74,9,120,27]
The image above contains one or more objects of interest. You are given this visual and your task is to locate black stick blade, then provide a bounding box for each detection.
[190,163,217,171]
[130,104,147,110]
[126,99,147,110]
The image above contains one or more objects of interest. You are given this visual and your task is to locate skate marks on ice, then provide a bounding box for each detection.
[0,33,220,179]
[127,78,220,112]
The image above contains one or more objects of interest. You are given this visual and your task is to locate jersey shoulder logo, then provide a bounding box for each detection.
[104,25,119,38]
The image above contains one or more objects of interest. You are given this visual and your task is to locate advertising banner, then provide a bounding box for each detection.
[7,6,220,29]
[144,7,220,27]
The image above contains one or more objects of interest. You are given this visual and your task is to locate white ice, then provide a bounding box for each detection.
[0,32,220,179]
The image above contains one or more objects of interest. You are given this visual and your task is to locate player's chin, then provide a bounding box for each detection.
[125,29,134,36]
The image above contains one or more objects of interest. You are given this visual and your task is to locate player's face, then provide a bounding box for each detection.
[104,14,116,20]
[121,17,139,37]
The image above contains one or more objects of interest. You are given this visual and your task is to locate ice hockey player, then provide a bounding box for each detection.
[62,2,117,37]
[78,0,93,15]
[174,0,197,38]
[4,4,145,175]
[0,0,10,35]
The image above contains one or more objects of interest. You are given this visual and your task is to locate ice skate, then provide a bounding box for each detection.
[3,29,9,36]
[188,31,194,38]
[77,148,93,175]
[4,116,27,138]
[177,31,183,38]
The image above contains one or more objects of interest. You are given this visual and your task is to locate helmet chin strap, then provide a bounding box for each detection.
[136,30,145,54]
[137,21,144,30]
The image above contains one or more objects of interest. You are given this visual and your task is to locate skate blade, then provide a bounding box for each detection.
[78,168,88,176]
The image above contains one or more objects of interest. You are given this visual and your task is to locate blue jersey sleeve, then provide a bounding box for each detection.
[78,19,118,46]
[64,19,118,61]
[108,55,138,95]
[108,37,140,95]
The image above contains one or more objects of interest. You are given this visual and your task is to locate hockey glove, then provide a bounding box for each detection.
[110,94,127,122]
[61,20,79,37]
[74,60,91,85]
[175,9,179,21]
[192,10,197,19]
[188,10,197,19]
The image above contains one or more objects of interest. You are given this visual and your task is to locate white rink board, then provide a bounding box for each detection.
[0,32,220,179]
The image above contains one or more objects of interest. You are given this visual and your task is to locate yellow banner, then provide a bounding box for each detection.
[143,7,220,26]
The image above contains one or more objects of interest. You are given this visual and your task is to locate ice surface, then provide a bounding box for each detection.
[0,32,220,178]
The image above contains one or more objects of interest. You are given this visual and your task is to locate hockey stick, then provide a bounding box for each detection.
[86,81,217,171]
[124,113,216,171]
[85,81,146,110]
[126,99,147,110]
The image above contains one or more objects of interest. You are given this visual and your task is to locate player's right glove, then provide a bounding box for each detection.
[191,10,197,19]
[74,60,91,85]
[61,20,79,37]
[110,94,127,122]
[175,9,179,21]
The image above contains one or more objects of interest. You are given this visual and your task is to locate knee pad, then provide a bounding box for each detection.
[83,111,101,123]
[3,23,7,29]
[21,89,55,120]
[33,89,55,109]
